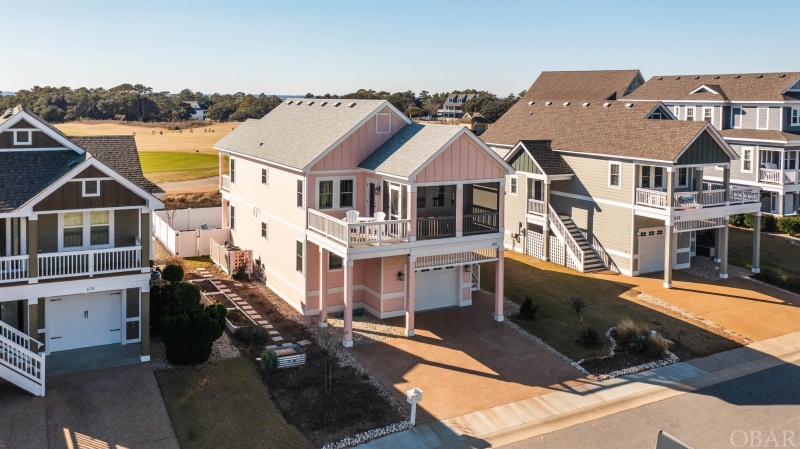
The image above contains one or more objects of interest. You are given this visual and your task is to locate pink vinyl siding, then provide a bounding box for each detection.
[415,134,507,183]
[311,107,406,171]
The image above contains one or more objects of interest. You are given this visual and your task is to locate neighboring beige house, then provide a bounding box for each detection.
[460,112,490,136]
[625,72,800,215]
[481,72,763,288]
[0,106,164,396]
[214,98,513,347]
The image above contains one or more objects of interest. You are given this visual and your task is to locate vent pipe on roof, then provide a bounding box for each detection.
[603,103,611,108]
[287,100,294,105]
[582,102,590,107]
[308,101,314,106]
[545,101,552,106]
[694,76,700,79]
[297,101,303,105]
[734,75,741,79]
[780,74,787,78]
[563,102,570,107]
[527,101,535,106]
[714,76,720,79]
[657,77,663,80]
[675,76,681,80]
[757,74,763,78]
[625,103,634,108]
[321,101,328,106]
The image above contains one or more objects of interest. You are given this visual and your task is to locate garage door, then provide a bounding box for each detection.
[415,266,459,311]
[638,227,666,274]
[47,291,122,353]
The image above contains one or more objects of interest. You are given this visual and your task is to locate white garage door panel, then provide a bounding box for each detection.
[638,227,666,274]
[415,266,459,311]
[47,291,122,353]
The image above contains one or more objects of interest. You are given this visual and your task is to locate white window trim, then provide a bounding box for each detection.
[82,179,101,197]
[57,211,115,251]
[230,205,235,229]
[296,239,304,274]
[316,176,356,210]
[261,220,268,240]
[676,167,689,188]
[608,161,622,189]
[732,106,743,129]
[757,107,769,130]
[509,176,518,196]
[791,107,799,126]
[296,178,304,209]
[13,130,33,145]
[261,167,269,187]
[742,146,754,174]
[703,107,713,123]
[673,105,681,120]
[686,106,695,121]
[376,112,392,134]
[229,157,236,184]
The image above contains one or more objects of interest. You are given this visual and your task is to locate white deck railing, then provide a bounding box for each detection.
[0,255,28,284]
[527,199,546,216]
[548,206,584,272]
[760,168,799,184]
[636,189,669,209]
[308,209,409,247]
[0,322,45,396]
[220,174,231,191]
[637,187,759,210]
[37,246,141,280]
[730,186,760,204]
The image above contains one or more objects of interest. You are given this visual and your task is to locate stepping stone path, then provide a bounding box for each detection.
[268,331,279,335]
[298,340,311,346]
[242,305,253,311]
[271,336,284,342]
[250,314,263,320]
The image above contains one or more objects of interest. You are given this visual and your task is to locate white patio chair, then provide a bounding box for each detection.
[344,210,360,223]
[374,212,386,222]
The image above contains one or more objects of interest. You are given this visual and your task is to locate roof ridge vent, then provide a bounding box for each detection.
[334,101,342,107]
[545,101,552,106]
[348,102,356,108]
[625,103,634,108]
[603,102,611,108]
[582,102,590,107]
[320,101,328,106]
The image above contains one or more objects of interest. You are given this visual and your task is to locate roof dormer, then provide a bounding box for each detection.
[689,85,721,95]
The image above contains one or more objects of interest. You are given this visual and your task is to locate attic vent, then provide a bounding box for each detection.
[527,101,534,106]
[582,102,590,107]
[562,102,570,107]
[307,101,314,106]
[694,76,700,80]
[657,77,663,80]
[734,75,741,79]
[529,111,533,115]
[334,101,342,107]
[603,102,611,108]
[625,103,634,108]
[348,102,356,108]
[320,101,328,106]
[545,101,552,106]
[297,101,303,105]
[675,76,681,80]
[714,76,720,79]
[780,74,787,78]
[286,100,294,105]
[757,74,764,78]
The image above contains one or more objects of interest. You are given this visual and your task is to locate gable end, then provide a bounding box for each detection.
[675,130,730,165]
[508,149,542,175]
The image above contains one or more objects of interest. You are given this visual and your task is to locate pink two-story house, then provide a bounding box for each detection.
[214,99,513,346]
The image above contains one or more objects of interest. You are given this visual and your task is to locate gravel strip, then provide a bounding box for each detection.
[150,331,241,371]
[681,256,751,281]
[579,327,679,381]
[321,421,413,449]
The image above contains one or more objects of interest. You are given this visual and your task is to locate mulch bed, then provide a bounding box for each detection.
[194,279,219,293]
[209,277,405,447]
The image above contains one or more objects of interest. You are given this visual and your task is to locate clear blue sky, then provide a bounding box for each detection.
[1,0,797,96]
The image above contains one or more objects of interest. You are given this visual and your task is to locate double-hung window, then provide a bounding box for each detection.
[230,205,236,229]
[295,240,303,273]
[791,108,799,126]
[509,176,518,195]
[703,107,713,122]
[609,162,621,188]
[261,167,269,186]
[732,107,743,128]
[61,211,111,249]
[317,178,355,209]
[229,158,236,183]
[686,107,695,121]
[677,168,689,187]
[417,187,427,208]
[261,221,268,240]
[63,212,84,248]
[296,180,304,208]
[742,147,754,173]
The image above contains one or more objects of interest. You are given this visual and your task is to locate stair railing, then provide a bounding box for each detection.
[547,206,585,272]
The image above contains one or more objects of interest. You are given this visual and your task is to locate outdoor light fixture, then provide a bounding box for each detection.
[464,265,471,273]
[397,271,405,281]
[375,185,381,194]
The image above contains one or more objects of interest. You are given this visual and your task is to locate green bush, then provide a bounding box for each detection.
[577,326,601,349]
[777,216,800,236]
[260,349,278,372]
[519,296,539,320]
[743,213,778,232]
[235,325,271,344]
[150,283,175,333]
[162,264,185,284]
[159,281,226,365]
[729,214,746,227]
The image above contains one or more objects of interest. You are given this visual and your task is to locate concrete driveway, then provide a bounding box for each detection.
[593,269,800,342]
[351,292,583,423]
[0,363,179,449]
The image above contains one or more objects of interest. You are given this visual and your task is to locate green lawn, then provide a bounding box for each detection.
[728,227,800,282]
[139,151,219,183]
[482,251,741,361]
[155,357,312,449]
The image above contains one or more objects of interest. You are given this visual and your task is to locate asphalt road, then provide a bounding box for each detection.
[502,361,800,449]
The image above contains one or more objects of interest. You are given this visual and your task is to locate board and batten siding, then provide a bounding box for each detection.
[676,130,730,165]
[508,150,542,175]
[550,190,633,272]
[37,213,58,253]
[226,155,307,311]
[0,129,66,149]
[114,209,140,247]
[414,134,506,183]
[33,179,146,211]
[311,106,407,171]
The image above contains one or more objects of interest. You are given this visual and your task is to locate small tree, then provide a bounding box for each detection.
[162,264,184,284]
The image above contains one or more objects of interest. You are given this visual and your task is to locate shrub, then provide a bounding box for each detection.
[577,326,601,349]
[233,265,249,281]
[150,283,175,333]
[743,213,778,232]
[729,214,746,227]
[616,318,669,357]
[519,296,539,320]
[568,297,586,315]
[161,307,223,365]
[260,349,278,372]
[777,216,800,236]
[645,332,670,357]
[615,317,647,345]
[235,325,271,344]
[162,264,185,284]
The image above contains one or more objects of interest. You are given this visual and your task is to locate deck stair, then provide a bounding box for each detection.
[0,320,45,396]
[552,213,606,273]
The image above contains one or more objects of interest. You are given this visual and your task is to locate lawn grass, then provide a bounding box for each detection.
[482,251,741,361]
[139,152,219,182]
[155,357,312,449]
[728,226,800,282]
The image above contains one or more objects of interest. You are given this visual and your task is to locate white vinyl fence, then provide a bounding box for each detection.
[153,207,230,257]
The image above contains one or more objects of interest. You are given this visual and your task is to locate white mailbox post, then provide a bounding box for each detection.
[406,387,423,426]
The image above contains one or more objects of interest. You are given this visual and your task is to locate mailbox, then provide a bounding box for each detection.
[406,387,422,404]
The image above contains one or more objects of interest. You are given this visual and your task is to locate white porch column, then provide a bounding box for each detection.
[408,186,417,242]
[752,212,761,274]
[455,184,464,237]
[498,178,505,234]
[664,224,674,289]
[342,258,354,347]
[319,247,328,327]
[723,167,731,203]
[694,167,704,205]
[405,256,416,337]
[27,217,37,283]
[720,221,729,279]
[666,167,675,210]
[778,193,786,215]
[542,180,550,261]
[494,250,505,322]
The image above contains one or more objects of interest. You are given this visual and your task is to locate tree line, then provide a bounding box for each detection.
[0,84,525,123]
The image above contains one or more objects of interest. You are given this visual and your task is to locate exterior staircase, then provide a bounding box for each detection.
[557,215,606,273]
[0,320,45,396]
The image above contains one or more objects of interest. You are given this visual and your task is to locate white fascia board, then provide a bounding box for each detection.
[0,111,85,153]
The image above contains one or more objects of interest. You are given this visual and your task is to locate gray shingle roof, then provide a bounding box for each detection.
[358,124,463,178]
[624,72,800,102]
[518,141,574,175]
[0,150,85,212]
[70,135,164,195]
[213,98,398,170]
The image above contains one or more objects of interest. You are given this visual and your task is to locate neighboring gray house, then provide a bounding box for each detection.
[438,93,479,118]
[625,72,800,216]
[523,69,644,101]
[481,81,763,288]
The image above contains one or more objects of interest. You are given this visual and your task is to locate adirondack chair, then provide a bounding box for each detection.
[344,210,360,223]
[374,212,386,222]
